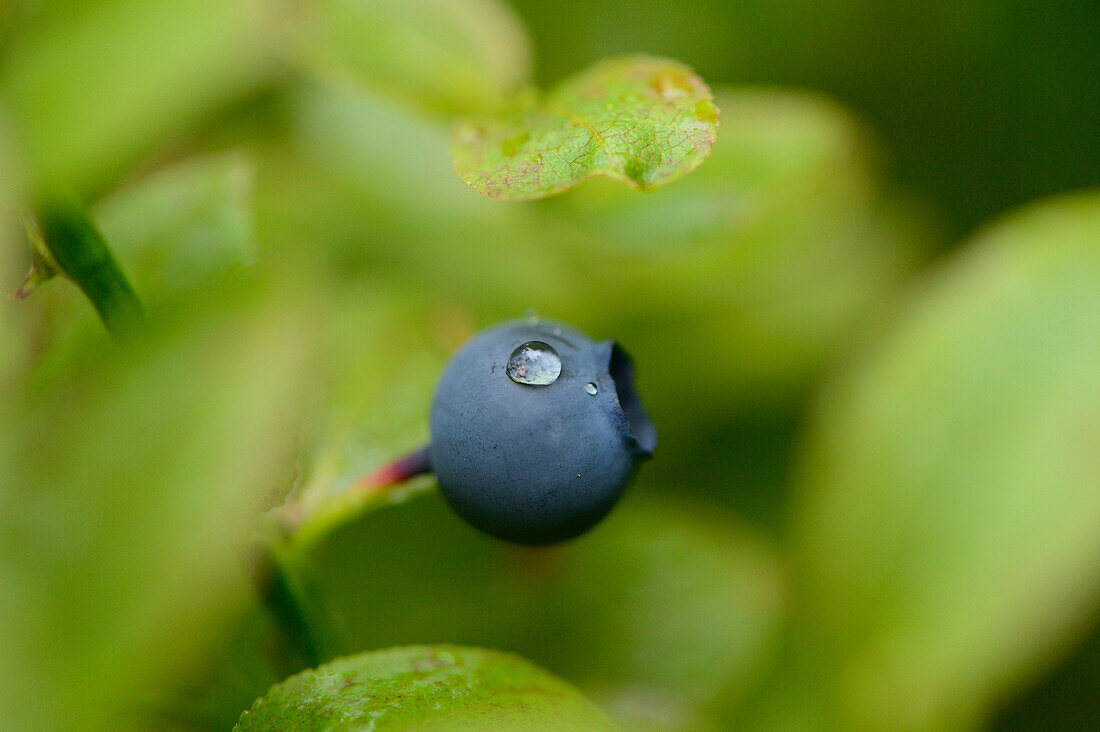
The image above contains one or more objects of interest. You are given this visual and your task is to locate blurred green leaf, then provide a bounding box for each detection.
[136,284,459,728]
[295,0,532,117]
[789,191,1100,729]
[532,495,785,730]
[94,152,257,299]
[234,645,615,731]
[247,284,457,671]
[0,132,24,380]
[153,601,297,731]
[13,153,261,389]
[0,0,279,197]
[0,274,317,729]
[451,55,718,199]
[278,80,592,320]
[309,490,784,731]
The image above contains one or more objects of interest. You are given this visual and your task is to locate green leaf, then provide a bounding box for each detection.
[0,273,317,729]
[529,495,785,729]
[34,193,146,338]
[14,154,260,372]
[295,0,532,117]
[235,646,615,731]
[0,134,24,380]
[451,55,719,200]
[281,81,593,320]
[94,152,257,298]
[0,0,278,196]
[789,191,1100,729]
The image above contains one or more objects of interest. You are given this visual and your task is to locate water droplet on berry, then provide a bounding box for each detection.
[523,309,539,325]
[506,341,561,385]
[584,382,598,395]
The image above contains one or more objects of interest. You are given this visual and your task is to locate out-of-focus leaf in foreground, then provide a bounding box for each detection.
[789,192,1100,729]
[15,153,260,382]
[279,81,591,320]
[452,55,718,199]
[33,194,146,338]
[0,277,316,729]
[0,133,21,379]
[235,645,614,731]
[146,287,459,729]
[95,152,257,298]
[296,0,532,117]
[0,0,278,197]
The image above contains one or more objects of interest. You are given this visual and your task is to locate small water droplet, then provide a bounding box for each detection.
[507,341,561,385]
[523,308,539,325]
[584,382,598,395]
[553,327,562,336]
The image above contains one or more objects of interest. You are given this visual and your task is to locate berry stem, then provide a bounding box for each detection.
[255,444,435,671]
[354,444,433,492]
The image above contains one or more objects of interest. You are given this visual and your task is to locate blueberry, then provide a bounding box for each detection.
[429,320,656,545]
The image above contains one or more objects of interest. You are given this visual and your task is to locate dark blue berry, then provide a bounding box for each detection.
[429,320,656,545]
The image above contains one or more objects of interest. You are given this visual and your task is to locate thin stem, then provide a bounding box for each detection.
[253,543,323,670]
[34,194,144,338]
[354,444,433,491]
[278,444,434,550]
[255,444,434,671]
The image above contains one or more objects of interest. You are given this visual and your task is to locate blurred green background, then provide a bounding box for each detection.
[1,0,1098,730]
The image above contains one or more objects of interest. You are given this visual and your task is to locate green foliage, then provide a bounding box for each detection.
[296,0,532,117]
[508,0,1100,235]
[550,87,927,407]
[33,194,146,337]
[235,646,614,731]
[0,275,317,730]
[0,0,277,197]
[452,55,718,199]
[302,490,782,730]
[785,192,1100,729]
[2,1,1098,730]
[271,290,449,559]
[95,153,257,298]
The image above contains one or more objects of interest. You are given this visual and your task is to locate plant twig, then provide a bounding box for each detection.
[254,445,434,671]
[354,444,432,492]
[252,540,324,670]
